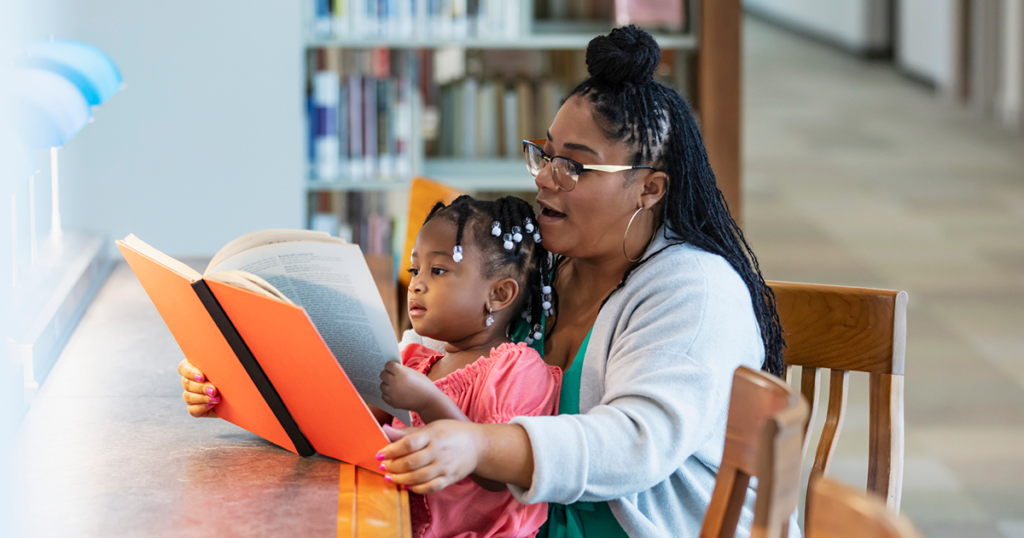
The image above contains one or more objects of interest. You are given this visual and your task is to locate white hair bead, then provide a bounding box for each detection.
[524,219,535,233]
[542,301,551,310]
[491,221,502,236]
[533,331,543,340]
[542,286,552,294]
[525,337,534,345]
[533,233,542,243]
[453,245,463,262]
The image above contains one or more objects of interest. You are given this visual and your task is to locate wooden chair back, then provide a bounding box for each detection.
[767,281,908,515]
[700,366,809,538]
[805,478,922,538]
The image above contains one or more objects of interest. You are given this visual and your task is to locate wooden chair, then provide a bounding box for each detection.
[767,281,909,516]
[700,366,809,538]
[805,477,922,538]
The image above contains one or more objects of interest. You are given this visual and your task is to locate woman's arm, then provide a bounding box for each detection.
[379,421,535,494]
[379,362,507,491]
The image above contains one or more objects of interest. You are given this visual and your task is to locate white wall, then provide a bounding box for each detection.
[896,0,956,87]
[19,0,306,257]
[744,0,892,53]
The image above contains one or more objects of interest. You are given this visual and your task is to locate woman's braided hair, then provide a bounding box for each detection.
[424,195,552,341]
[561,25,785,376]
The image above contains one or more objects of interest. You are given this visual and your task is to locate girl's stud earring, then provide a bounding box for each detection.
[485,305,494,327]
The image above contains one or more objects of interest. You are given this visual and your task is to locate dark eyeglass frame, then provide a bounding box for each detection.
[522,139,656,192]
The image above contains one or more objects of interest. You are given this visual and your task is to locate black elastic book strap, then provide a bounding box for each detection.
[191,280,316,457]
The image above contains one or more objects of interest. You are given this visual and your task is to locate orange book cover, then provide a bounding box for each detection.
[208,280,390,472]
[116,241,299,454]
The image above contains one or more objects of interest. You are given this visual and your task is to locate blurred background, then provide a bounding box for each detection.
[1,1,1022,537]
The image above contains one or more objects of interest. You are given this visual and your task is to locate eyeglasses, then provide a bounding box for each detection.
[522,139,656,192]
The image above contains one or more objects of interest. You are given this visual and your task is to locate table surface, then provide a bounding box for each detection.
[12,261,410,537]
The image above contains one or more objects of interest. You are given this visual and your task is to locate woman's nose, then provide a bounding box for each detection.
[534,160,558,192]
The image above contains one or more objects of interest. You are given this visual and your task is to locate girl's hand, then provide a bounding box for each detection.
[378,420,484,494]
[379,361,444,415]
[177,359,220,418]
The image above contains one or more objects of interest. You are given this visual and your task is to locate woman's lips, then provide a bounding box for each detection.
[538,204,567,223]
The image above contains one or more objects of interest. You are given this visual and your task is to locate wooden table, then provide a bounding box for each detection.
[11,262,410,537]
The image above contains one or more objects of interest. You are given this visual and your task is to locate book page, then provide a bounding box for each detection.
[205,229,343,274]
[206,270,295,305]
[208,241,411,426]
[119,234,202,281]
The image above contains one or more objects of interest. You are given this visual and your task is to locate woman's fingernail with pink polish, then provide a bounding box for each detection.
[404,485,411,491]
[375,453,385,461]
[207,403,215,408]
[205,387,214,396]
[385,475,392,482]
[379,463,386,471]
[209,397,219,404]
[194,375,202,382]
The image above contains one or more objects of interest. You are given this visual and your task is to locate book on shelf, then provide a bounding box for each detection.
[613,0,686,32]
[117,230,410,471]
[309,191,396,258]
[310,48,416,182]
[314,0,527,40]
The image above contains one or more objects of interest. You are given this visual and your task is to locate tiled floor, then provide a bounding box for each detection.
[742,18,1024,537]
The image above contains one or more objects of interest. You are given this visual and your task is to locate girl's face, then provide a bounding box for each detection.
[407,217,508,343]
[534,96,657,261]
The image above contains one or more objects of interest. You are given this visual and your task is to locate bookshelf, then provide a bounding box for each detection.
[303,0,743,250]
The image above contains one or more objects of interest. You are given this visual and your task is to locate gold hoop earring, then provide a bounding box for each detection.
[623,206,655,263]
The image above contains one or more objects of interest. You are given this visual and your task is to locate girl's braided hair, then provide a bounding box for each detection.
[557,25,785,376]
[424,195,551,341]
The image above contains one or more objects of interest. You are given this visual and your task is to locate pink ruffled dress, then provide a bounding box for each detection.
[392,342,562,538]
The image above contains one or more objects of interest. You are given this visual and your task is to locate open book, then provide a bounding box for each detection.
[117,229,410,472]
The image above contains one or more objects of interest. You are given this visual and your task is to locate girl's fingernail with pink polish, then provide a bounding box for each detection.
[375,453,385,461]
[385,475,392,483]
[194,375,202,382]
[207,403,215,408]
[404,485,411,491]
[205,387,214,396]
[379,463,386,471]
[209,397,220,404]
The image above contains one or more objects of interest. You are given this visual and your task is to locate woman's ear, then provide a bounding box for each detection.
[639,170,669,210]
[489,278,520,313]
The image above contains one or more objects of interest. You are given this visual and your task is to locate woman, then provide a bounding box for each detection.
[179,26,791,537]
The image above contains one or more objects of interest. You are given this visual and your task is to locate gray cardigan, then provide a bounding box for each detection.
[402,230,800,537]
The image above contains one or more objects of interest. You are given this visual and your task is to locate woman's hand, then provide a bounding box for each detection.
[379,361,444,416]
[177,359,220,418]
[378,420,485,494]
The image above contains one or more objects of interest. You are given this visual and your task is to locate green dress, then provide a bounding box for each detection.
[512,319,628,538]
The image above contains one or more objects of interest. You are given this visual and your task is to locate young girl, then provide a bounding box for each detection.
[378,195,562,538]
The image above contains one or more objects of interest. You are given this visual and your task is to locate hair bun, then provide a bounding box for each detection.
[585,25,661,85]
